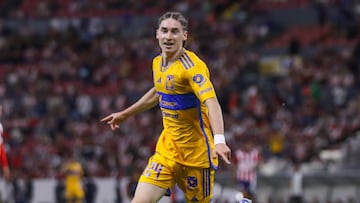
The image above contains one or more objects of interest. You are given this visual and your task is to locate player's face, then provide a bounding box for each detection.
[157,18,187,55]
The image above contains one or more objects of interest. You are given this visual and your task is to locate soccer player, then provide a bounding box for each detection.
[101,11,231,203]
[61,153,84,203]
[0,105,10,181]
[288,163,303,203]
[234,139,261,201]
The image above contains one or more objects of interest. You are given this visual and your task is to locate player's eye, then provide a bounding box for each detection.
[171,29,179,34]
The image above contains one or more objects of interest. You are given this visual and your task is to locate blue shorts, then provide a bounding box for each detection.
[238,180,256,195]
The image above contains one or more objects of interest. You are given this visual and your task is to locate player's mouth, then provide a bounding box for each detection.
[163,42,174,48]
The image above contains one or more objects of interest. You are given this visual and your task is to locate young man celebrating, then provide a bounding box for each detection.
[102,11,231,203]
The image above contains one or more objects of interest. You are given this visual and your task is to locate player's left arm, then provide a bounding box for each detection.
[185,57,231,164]
[205,98,231,164]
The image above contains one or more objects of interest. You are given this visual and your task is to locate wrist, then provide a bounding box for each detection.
[214,134,226,145]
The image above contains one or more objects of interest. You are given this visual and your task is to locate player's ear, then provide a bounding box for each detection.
[156,29,160,39]
[183,30,188,41]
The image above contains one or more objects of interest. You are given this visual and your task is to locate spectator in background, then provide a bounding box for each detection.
[288,163,303,203]
[83,172,97,203]
[11,169,33,203]
[288,37,301,56]
[114,180,122,203]
[313,0,328,27]
[55,177,65,203]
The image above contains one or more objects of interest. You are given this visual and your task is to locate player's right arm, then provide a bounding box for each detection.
[101,87,159,130]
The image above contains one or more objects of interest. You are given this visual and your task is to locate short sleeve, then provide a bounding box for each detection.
[185,62,217,103]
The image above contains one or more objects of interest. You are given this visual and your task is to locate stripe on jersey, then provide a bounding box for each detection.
[183,52,195,66]
[158,92,198,110]
[179,54,194,70]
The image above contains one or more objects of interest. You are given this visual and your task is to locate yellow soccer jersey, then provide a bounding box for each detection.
[63,161,84,200]
[64,161,83,184]
[153,49,218,169]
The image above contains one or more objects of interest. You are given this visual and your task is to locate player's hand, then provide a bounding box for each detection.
[101,112,128,130]
[212,143,231,164]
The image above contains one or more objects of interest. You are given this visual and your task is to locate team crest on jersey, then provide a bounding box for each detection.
[166,75,174,90]
[187,176,198,189]
[192,74,206,87]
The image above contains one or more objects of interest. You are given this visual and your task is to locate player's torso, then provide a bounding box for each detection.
[235,149,259,181]
[154,57,195,122]
[152,51,216,168]
[153,53,203,138]
[65,162,82,183]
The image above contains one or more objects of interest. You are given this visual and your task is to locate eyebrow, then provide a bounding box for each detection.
[160,27,181,31]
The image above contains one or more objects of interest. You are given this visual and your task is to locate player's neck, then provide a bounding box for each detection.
[162,48,184,66]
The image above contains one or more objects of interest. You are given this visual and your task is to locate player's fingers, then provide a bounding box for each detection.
[106,116,117,124]
[110,124,116,130]
[110,124,119,130]
[221,153,231,164]
[101,115,112,122]
[221,151,231,164]
[212,150,218,159]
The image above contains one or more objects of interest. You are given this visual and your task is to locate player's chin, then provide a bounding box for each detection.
[162,45,175,51]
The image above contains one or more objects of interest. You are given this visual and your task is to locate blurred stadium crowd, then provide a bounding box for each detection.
[0,0,359,190]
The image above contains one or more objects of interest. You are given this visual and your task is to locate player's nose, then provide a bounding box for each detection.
[165,32,173,39]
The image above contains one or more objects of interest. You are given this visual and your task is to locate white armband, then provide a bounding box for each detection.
[214,134,226,145]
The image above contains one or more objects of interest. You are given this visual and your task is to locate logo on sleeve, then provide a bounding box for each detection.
[192,74,206,87]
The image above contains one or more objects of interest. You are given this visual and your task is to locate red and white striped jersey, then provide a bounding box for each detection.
[0,123,9,167]
[234,147,261,182]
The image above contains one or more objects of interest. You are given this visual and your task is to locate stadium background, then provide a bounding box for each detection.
[0,0,359,202]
